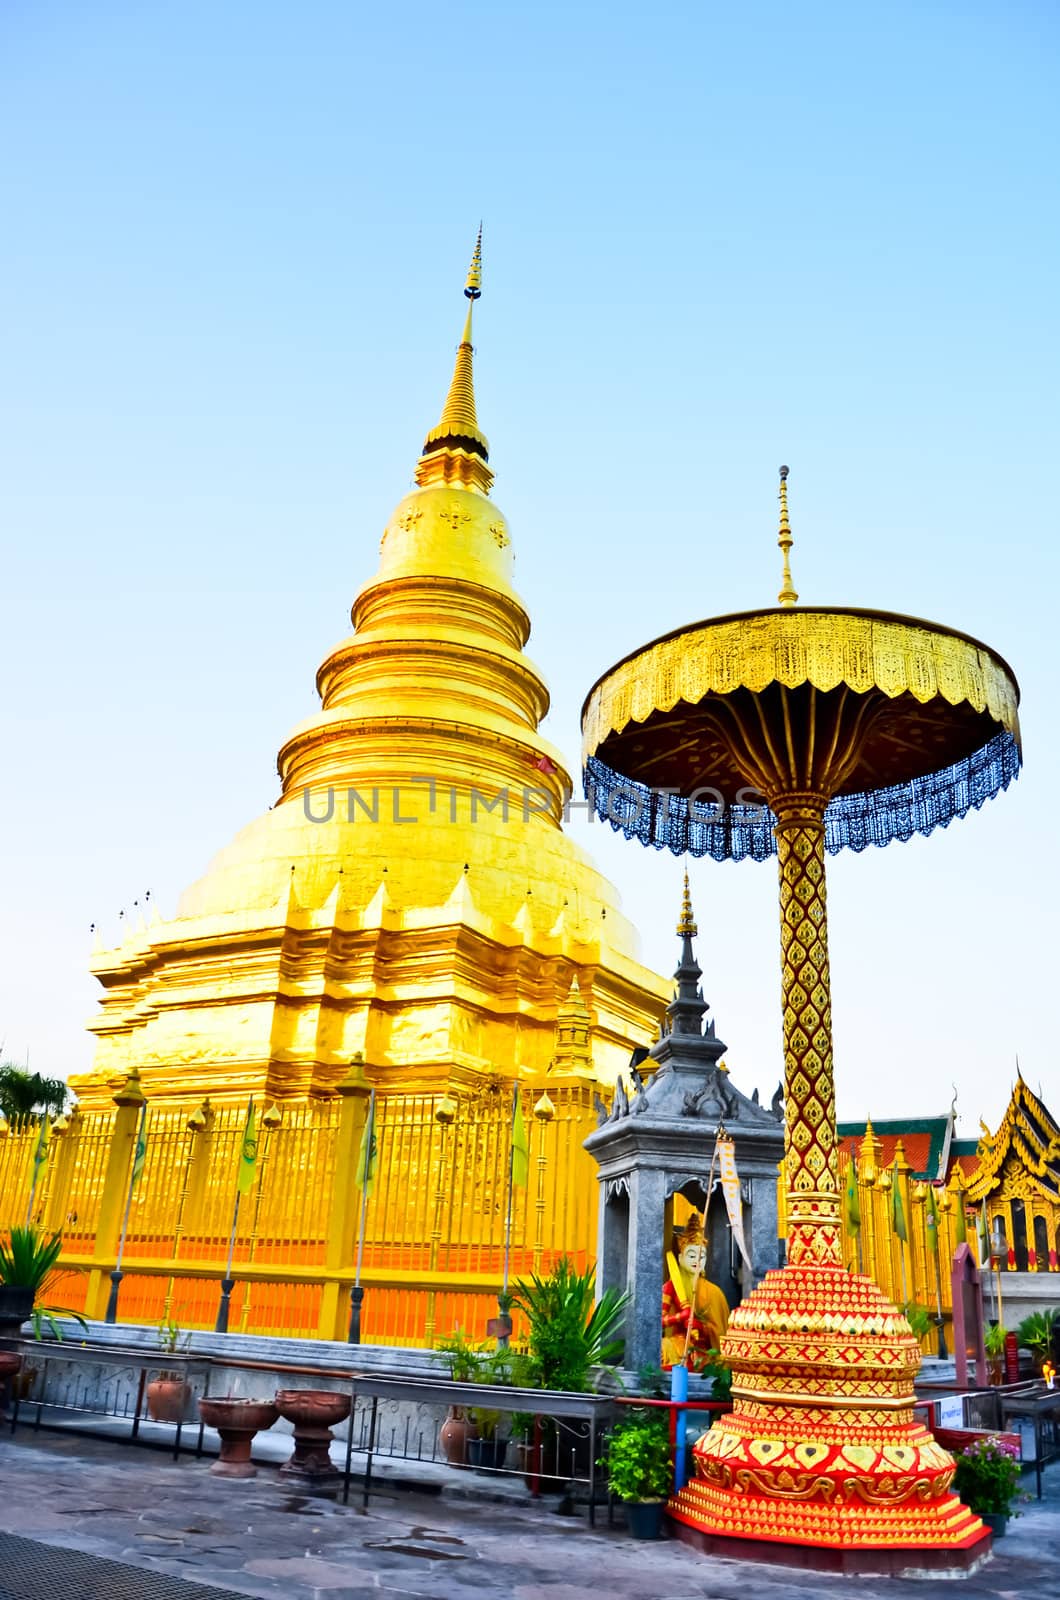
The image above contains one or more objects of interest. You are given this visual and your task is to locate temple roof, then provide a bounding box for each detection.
[967,1076,1060,1204]
[836,1116,954,1181]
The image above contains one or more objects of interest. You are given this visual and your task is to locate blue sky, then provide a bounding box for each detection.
[1,2,1056,1132]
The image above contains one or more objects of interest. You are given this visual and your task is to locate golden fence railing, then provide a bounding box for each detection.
[0,1078,598,1346]
[3,1085,1050,1350]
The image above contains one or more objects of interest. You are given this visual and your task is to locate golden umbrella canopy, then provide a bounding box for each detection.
[583,606,1020,858]
[582,473,1020,859]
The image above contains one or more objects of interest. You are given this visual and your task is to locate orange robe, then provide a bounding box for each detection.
[660,1253,730,1372]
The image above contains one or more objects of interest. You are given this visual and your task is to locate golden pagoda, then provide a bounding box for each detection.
[74,236,668,1108]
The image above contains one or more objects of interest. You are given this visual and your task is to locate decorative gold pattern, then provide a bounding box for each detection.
[679,1259,981,1550]
[775,794,840,1266]
[582,609,1019,765]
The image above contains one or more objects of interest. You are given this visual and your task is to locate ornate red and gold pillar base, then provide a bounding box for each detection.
[668,1261,989,1564]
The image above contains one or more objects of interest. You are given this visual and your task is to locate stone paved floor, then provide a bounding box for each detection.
[0,1429,1056,1600]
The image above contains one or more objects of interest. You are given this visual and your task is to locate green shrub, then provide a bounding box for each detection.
[1015,1309,1059,1365]
[512,1257,628,1393]
[437,1328,487,1382]
[901,1302,934,1341]
[601,1410,673,1502]
[984,1322,1007,1360]
[0,1226,63,1292]
[702,1351,732,1402]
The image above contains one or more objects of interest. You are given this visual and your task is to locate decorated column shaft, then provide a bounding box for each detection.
[773,792,841,1268]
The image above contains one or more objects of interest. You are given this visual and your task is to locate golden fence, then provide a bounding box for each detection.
[0,1078,600,1346]
[0,1096,1046,1352]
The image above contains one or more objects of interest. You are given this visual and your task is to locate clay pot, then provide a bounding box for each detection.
[0,1349,22,1422]
[198,1397,279,1478]
[146,1376,191,1424]
[439,1405,478,1468]
[274,1388,352,1483]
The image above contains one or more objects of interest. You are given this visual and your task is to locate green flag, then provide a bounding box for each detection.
[954,1191,967,1246]
[236,1100,258,1195]
[924,1182,939,1254]
[976,1202,990,1266]
[131,1107,149,1190]
[31,1116,51,1181]
[511,1091,529,1188]
[889,1162,907,1242]
[355,1096,377,1196]
[844,1155,861,1233]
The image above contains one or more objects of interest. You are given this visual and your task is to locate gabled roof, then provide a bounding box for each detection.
[836,1116,951,1181]
[968,1077,1060,1204]
[949,1138,981,1181]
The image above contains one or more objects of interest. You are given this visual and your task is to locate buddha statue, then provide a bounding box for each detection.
[661,1210,729,1372]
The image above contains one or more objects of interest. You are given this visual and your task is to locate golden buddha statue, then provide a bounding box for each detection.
[661,1210,729,1372]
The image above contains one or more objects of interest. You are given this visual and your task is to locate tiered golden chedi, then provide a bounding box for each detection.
[74,238,667,1108]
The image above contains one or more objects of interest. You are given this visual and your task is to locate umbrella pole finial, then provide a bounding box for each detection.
[777,465,798,608]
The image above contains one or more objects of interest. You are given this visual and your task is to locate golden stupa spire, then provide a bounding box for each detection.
[677,868,698,938]
[415,227,493,493]
[777,464,798,607]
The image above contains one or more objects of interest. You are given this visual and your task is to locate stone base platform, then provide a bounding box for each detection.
[669,1513,993,1577]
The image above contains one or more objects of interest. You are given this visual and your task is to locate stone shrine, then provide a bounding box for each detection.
[586,877,784,1374]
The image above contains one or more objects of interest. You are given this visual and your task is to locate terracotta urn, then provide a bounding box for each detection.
[439,1405,478,1469]
[198,1396,279,1478]
[146,1376,191,1424]
[274,1388,351,1483]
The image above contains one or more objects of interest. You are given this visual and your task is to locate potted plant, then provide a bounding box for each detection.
[510,1257,629,1489]
[952,1435,1022,1537]
[146,1318,191,1423]
[467,1347,514,1472]
[436,1328,484,1467]
[985,1322,1007,1385]
[0,1226,64,1338]
[1016,1309,1060,1372]
[601,1408,674,1539]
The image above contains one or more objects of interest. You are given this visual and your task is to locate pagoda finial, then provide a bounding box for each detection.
[677,868,697,938]
[415,229,493,492]
[777,465,798,608]
[667,868,706,1035]
[464,223,482,299]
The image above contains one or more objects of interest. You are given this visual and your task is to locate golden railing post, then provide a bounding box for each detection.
[857,1120,882,1286]
[892,1139,913,1308]
[84,1069,145,1320]
[532,1091,555,1274]
[41,1113,76,1231]
[239,1104,283,1333]
[424,1093,456,1349]
[317,1056,371,1342]
[163,1103,210,1322]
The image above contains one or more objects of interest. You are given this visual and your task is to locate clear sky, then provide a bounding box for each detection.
[1,2,1056,1136]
